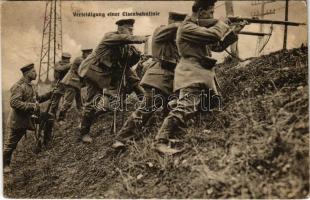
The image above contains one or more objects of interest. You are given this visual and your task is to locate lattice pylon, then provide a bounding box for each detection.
[38,0,63,84]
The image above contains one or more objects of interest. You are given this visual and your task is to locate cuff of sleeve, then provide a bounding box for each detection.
[222,30,239,45]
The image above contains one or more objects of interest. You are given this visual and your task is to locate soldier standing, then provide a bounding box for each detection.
[3,64,51,173]
[77,19,148,143]
[155,0,246,153]
[113,12,187,147]
[49,52,72,117]
[58,48,93,122]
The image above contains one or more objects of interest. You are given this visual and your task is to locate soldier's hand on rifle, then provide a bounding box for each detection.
[223,18,231,25]
[232,20,248,33]
[137,36,149,44]
[219,16,230,25]
[33,102,40,113]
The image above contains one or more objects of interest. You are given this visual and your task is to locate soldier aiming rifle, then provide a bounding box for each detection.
[154,0,246,154]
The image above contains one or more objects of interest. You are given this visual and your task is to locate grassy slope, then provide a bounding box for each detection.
[3,47,309,198]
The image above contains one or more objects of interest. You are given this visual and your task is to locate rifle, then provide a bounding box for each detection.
[239,31,271,37]
[198,17,306,36]
[110,46,131,135]
[35,80,60,152]
[228,16,306,26]
[30,86,40,142]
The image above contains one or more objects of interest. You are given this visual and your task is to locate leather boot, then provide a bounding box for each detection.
[155,115,187,142]
[117,114,139,142]
[78,113,94,143]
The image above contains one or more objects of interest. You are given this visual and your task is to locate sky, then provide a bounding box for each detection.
[1,0,308,90]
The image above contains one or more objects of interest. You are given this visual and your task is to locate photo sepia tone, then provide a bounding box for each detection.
[1,0,308,198]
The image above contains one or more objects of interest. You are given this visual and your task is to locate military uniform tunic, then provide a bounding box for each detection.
[174,16,238,93]
[140,23,180,95]
[61,56,84,89]
[7,77,51,130]
[78,32,143,90]
[4,77,51,166]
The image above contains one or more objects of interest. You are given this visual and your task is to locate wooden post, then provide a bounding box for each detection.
[283,0,289,49]
[225,1,239,57]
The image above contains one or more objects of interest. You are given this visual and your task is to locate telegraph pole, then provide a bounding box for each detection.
[39,0,63,83]
[225,1,239,57]
[283,0,289,49]
[251,0,276,55]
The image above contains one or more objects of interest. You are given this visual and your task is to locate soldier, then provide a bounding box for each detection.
[49,52,72,117]
[113,12,187,148]
[154,0,246,153]
[3,64,52,173]
[77,19,148,143]
[58,48,93,122]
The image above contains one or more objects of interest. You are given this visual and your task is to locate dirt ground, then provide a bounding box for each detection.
[3,47,309,198]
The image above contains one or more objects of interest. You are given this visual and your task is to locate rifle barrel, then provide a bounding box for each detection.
[239,31,272,37]
[229,17,306,26]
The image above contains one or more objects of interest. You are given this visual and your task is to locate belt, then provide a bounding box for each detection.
[152,58,177,71]
[184,57,217,69]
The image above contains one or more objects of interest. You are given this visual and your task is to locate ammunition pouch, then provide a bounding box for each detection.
[160,60,177,72]
[199,57,217,69]
[153,58,177,72]
[186,57,217,70]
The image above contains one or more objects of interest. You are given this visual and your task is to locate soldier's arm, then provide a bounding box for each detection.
[63,63,72,71]
[10,85,36,112]
[153,23,180,43]
[63,64,71,76]
[209,31,239,52]
[181,21,233,44]
[73,57,83,70]
[37,91,52,103]
[103,32,146,45]
[127,45,141,67]
[59,63,71,74]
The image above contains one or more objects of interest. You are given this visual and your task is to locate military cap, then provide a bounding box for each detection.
[115,19,135,26]
[169,12,187,21]
[61,52,71,58]
[81,48,93,53]
[194,0,217,9]
[20,63,34,74]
